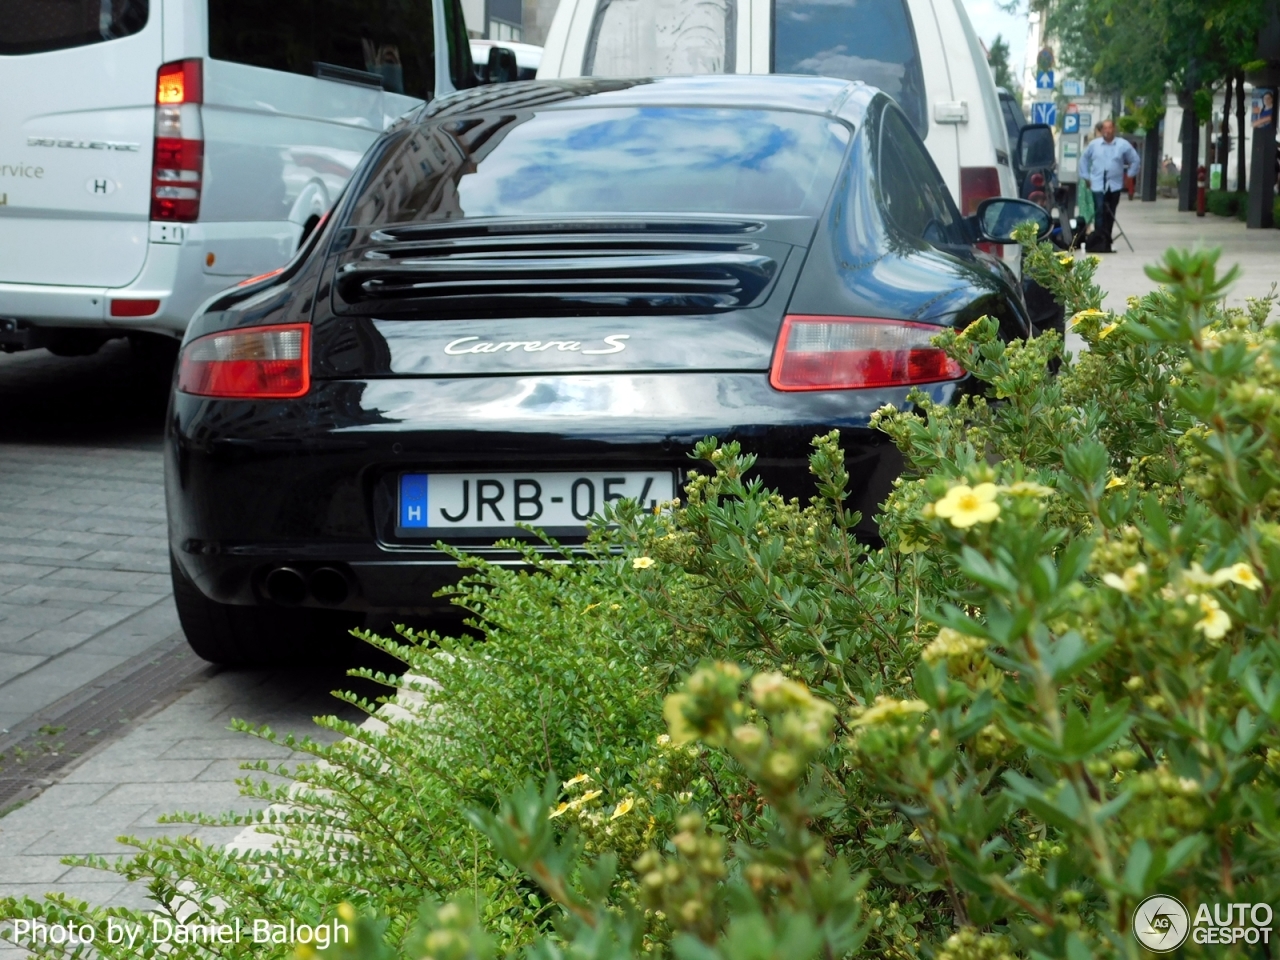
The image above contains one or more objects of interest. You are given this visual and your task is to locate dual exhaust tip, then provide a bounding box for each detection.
[263,566,350,607]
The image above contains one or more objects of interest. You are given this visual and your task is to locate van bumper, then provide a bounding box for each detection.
[0,221,297,337]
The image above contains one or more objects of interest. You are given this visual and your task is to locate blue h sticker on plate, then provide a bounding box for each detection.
[401,475,429,528]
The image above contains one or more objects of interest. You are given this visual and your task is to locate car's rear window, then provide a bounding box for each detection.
[585,0,736,76]
[345,106,850,225]
[0,0,147,54]
[772,0,927,137]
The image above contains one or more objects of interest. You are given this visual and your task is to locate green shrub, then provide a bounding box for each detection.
[4,239,1280,960]
[1205,189,1247,220]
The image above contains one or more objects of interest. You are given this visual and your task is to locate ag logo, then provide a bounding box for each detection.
[1134,895,1190,952]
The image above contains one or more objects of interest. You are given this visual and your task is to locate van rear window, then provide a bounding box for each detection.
[208,0,444,100]
[772,0,927,137]
[0,0,147,55]
[585,0,736,77]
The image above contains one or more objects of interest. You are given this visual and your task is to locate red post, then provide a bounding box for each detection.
[1196,164,1207,217]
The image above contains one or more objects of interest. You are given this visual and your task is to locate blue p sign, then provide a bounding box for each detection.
[1064,114,1079,133]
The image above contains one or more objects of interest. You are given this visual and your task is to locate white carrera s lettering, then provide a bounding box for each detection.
[581,335,630,355]
[444,335,628,356]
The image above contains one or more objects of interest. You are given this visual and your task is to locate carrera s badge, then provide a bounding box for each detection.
[444,334,630,356]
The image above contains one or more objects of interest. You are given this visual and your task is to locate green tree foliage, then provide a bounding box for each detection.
[987,34,1021,98]
[1041,0,1265,102]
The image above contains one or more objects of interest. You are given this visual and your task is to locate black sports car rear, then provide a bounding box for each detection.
[166,75,1045,664]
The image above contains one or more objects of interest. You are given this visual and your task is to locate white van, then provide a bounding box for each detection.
[0,0,474,357]
[537,0,1021,253]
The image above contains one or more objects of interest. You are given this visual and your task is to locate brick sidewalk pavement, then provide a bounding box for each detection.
[0,444,176,735]
[0,665,362,943]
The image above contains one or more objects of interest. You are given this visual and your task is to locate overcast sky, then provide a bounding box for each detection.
[962,0,1029,81]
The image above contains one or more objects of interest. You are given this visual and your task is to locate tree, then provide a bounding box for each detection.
[1037,0,1268,206]
[987,34,1021,99]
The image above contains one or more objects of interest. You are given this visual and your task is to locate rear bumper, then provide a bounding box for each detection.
[0,221,299,336]
[166,373,951,613]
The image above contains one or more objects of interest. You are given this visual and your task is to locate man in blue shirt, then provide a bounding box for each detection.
[1080,119,1141,252]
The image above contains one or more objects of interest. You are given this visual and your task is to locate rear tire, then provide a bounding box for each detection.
[170,554,364,666]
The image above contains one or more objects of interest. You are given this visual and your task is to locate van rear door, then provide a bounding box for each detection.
[0,0,158,288]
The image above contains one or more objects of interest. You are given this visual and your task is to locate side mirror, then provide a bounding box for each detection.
[975,197,1052,243]
[1017,123,1056,169]
[487,46,519,84]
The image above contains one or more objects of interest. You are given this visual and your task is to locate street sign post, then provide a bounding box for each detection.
[1036,71,1055,91]
[1031,101,1057,126]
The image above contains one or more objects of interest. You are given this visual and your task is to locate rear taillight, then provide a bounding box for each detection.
[178,324,310,399]
[769,316,964,392]
[960,166,1002,254]
[152,59,204,222]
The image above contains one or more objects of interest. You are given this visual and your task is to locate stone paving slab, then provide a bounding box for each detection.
[0,663,365,943]
[0,436,176,737]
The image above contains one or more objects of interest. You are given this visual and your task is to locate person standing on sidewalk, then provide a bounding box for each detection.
[1080,119,1141,252]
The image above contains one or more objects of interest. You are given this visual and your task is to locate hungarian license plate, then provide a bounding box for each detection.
[398,471,677,531]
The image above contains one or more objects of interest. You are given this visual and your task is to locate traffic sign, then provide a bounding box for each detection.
[1063,113,1079,133]
[1031,101,1057,126]
[1065,103,1079,114]
[1061,78,1086,97]
[1036,71,1055,90]
[1079,112,1092,129]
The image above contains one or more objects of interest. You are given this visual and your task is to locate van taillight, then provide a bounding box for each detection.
[769,316,964,391]
[960,167,1002,254]
[152,59,204,222]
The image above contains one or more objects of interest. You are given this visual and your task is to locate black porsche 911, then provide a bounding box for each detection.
[166,75,1051,664]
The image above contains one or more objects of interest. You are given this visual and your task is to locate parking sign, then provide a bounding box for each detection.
[1063,113,1079,133]
[1031,102,1057,126]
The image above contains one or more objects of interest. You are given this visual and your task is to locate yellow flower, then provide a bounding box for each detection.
[1097,322,1119,339]
[1192,594,1231,640]
[1070,308,1106,327]
[547,802,571,820]
[563,773,592,789]
[1105,475,1127,490]
[632,556,655,570]
[852,696,929,728]
[1217,562,1262,590]
[610,798,635,820]
[1005,480,1054,497]
[921,627,987,665]
[567,789,602,810]
[1057,253,1074,265]
[1102,562,1147,594]
[933,483,1000,528]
